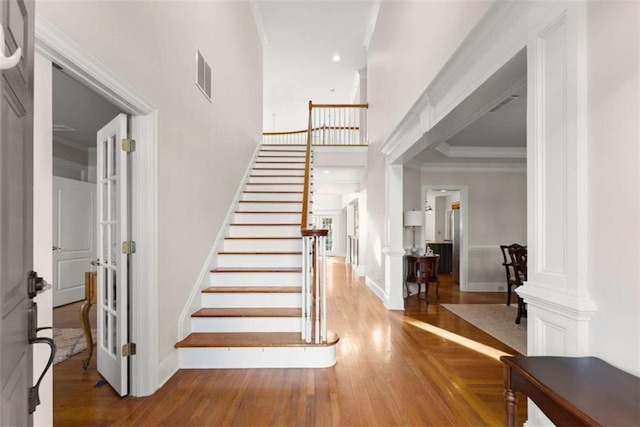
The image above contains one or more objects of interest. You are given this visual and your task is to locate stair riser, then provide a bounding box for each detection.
[241,192,302,202]
[191,317,301,333]
[217,254,302,268]
[210,272,302,286]
[251,169,305,176]
[178,346,337,369]
[252,163,305,170]
[228,225,299,238]
[201,292,302,308]
[223,239,301,252]
[249,176,305,184]
[245,184,304,192]
[238,202,302,212]
[234,212,300,224]
[261,145,306,151]
[256,156,306,163]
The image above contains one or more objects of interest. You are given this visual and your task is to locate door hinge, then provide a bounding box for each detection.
[122,342,137,357]
[122,241,137,254]
[122,138,136,153]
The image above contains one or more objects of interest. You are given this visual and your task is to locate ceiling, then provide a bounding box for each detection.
[52,66,123,150]
[255,0,375,132]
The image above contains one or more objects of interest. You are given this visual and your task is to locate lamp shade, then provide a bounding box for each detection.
[404,210,423,227]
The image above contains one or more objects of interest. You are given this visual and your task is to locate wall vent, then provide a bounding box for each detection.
[488,95,518,113]
[196,49,212,102]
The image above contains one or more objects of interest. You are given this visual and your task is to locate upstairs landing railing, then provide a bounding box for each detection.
[264,101,368,145]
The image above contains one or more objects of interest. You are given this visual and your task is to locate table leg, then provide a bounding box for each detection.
[80,299,94,370]
[504,388,518,427]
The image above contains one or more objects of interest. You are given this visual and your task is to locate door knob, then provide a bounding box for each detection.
[90,258,101,266]
[52,245,63,252]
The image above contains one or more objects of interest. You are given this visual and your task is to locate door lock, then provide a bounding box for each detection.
[27,271,51,299]
[90,258,101,267]
[52,245,63,252]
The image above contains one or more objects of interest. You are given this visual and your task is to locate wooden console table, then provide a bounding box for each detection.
[80,271,97,370]
[501,356,640,426]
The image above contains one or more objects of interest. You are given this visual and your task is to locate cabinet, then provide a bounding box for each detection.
[427,243,452,274]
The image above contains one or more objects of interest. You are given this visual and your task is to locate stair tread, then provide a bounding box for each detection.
[218,251,302,255]
[203,286,302,293]
[176,332,339,348]
[211,267,302,273]
[192,307,301,318]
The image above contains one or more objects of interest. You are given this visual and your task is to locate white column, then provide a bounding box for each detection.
[382,164,405,310]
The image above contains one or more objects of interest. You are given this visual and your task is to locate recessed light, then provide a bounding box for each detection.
[329,88,335,93]
[440,190,446,193]
[323,170,331,174]
[332,55,340,62]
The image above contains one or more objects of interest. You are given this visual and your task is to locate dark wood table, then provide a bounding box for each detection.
[501,356,640,426]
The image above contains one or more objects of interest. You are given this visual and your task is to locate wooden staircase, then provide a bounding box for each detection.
[176,144,338,368]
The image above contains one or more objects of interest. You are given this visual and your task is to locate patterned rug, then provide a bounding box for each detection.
[53,328,97,365]
[440,304,527,354]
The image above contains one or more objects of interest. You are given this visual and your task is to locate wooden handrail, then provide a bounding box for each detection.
[301,101,313,231]
[311,103,369,109]
[263,125,360,137]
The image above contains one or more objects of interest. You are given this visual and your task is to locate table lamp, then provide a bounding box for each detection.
[404,210,423,254]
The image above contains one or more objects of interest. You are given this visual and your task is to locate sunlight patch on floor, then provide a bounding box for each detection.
[405,318,512,361]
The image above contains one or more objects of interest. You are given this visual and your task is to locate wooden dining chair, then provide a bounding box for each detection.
[500,245,518,306]
[508,245,528,324]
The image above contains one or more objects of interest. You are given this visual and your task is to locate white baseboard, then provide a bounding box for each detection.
[157,350,180,389]
[355,265,366,276]
[365,276,386,300]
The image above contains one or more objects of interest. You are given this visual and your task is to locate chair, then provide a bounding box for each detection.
[508,245,528,324]
[500,245,518,306]
[405,254,440,303]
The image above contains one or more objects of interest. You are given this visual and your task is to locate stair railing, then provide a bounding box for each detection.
[264,102,368,145]
[301,101,328,344]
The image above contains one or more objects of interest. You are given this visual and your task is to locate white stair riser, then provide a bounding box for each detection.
[238,202,302,212]
[179,346,337,369]
[241,192,302,202]
[210,272,302,287]
[201,292,301,308]
[253,163,305,170]
[256,156,306,162]
[228,225,299,238]
[251,169,305,176]
[223,239,301,252]
[245,184,303,192]
[249,176,305,184]
[261,145,306,151]
[234,212,300,224]
[191,317,301,333]
[218,254,302,268]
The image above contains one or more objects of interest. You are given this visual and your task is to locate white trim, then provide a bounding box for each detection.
[178,143,262,339]
[35,15,159,397]
[435,142,526,159]
[157,349,179,389]
[420,162,526,173]
[363,0,381,50]
[365,276,386,300]
[249,1,268,48]
[355,265,366,277]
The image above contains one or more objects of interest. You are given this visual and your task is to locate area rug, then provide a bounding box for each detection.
[53,328,97,365]
[440,304,527,354]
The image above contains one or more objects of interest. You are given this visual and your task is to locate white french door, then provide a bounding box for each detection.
[315,216,338,256]
[96,113,129,396]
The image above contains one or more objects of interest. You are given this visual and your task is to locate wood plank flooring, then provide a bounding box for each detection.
[53,257,526,426]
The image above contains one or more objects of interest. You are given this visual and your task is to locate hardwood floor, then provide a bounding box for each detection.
[53,257,526,426]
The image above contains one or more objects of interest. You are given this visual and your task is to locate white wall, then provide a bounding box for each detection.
[367,1,489,145]
[402,166,422,251]
[421,170,526,290]
[587,1,640,375]
[37,1,263,363]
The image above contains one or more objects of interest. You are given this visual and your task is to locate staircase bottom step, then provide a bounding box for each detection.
[176,332,339,369]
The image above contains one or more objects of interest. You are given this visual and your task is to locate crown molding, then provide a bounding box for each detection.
[434,142,526,159]
[420,162,526,173]
[363,0,381,50]
[249,1,268,48]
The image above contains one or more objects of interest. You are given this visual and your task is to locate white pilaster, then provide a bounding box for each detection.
[382,164,405,310]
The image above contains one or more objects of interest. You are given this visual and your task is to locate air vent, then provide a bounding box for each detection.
[196,49,212,102]
[52,124,76,132]
[489,95,518,113]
